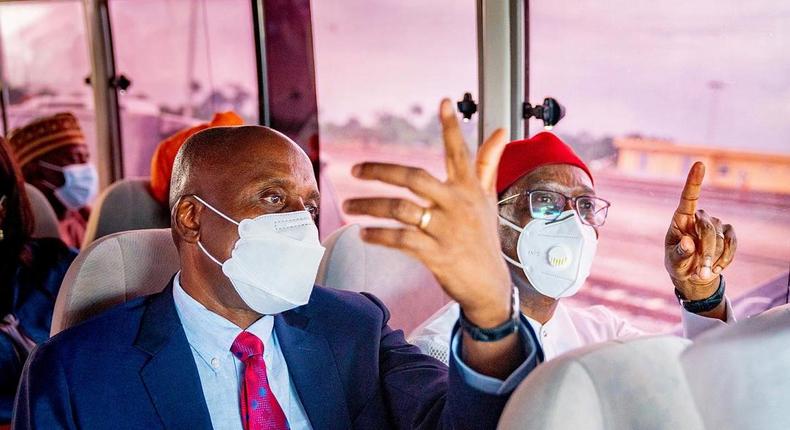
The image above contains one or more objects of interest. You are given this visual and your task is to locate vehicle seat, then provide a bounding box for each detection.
[51,229,178,335]
[81,178,170,247]
[681,303,790,430]
[316,224,449,334]
[24,183,60,239]
[498,336,702,430]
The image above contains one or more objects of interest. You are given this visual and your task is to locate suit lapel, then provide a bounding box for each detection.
[135,283,213,430]
[275,310,352,430]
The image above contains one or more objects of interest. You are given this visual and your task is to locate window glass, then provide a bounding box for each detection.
[109,0,259,176]
[530,0,790,331]
[0,1,98,166]
[312,0,479,237]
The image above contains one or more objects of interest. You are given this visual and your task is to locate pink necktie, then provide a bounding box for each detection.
[231,331,289,430]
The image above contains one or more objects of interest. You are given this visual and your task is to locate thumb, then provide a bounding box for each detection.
[670,235,696,264]
[476,128,508,194]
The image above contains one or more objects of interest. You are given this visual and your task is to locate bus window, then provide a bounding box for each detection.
[312,0,479,238]
[529,0,790,331]
[108,0,259,176]
[0,1,98,166]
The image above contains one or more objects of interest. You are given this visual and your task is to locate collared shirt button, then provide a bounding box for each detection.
[210,357,220,369]
[542,330,548,338]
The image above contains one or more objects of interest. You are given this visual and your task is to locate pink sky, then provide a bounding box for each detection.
[312,0,790,152]
[1,0,787,152]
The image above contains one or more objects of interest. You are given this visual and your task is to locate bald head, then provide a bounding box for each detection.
[169,125,313,209]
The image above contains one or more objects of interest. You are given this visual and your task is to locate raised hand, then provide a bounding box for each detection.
[665,162,737,301]
[343,99,511,329]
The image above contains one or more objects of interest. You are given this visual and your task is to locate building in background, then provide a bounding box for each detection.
[615,137,790,195]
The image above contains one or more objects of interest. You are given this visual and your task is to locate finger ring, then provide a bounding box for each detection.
[716,231,725,239]
[418,208,433,231]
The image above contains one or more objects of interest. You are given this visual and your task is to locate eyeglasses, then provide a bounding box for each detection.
[498,189,611,226]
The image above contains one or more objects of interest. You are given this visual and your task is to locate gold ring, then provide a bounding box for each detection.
[418,208,432,231]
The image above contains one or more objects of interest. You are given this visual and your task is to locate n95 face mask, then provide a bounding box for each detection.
[500,210,597,299]
[193,196,326,315]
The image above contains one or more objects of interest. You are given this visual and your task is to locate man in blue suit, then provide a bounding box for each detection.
[14,100,540,429]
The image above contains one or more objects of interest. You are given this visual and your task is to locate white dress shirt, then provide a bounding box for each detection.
[173,273,538,428]
[410,297,735,364]
[172,274,312,430]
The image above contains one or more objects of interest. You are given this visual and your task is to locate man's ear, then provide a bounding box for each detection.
[173,196,202,245]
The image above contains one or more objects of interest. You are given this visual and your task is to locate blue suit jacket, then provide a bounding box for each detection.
[13,282,537,429]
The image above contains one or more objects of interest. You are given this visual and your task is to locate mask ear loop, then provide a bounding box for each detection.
[192,195,240,226]
[498,215,525,269]
[197,241,224,267]
[38,161,65,172]
[191,195,240,267]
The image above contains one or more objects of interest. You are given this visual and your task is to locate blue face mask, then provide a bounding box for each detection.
[39,161,98,210]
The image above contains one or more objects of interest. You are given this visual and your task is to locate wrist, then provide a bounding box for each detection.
[462,295,512,329]
[675,275,725,314]
[673,277,720,301]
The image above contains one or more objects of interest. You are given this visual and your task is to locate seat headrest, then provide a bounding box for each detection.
[51,228,178,335]
[681,304,790,430]
[24,183,60,239]
[317,224,448,334]
[82,178,170,247]
[499,336,701,430]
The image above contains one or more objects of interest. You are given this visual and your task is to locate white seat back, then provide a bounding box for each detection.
[681,304,790,430]
[498,336,701,430]
[24,183,60,239]
[82,178,170,247]
[316,224,448,334]
[51,229,178,335]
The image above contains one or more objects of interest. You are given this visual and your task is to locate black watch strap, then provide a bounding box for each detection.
[459,288,519,342]
[675,275,726,314]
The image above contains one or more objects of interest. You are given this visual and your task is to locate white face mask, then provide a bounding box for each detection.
[39,161,98,210]
[192,196,325,315]
[500,210,597,299]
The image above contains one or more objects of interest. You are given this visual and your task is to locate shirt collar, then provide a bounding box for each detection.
[522,300,569,334]
[172,272,275,365]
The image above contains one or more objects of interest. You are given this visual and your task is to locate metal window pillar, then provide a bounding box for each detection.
[83,0,123,188]
[477,0,527,145]
[251,0,270,127]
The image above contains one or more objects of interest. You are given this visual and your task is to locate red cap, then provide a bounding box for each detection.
[496,132,593,194]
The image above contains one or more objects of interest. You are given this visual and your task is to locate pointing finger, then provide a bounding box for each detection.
[676,162,705,217]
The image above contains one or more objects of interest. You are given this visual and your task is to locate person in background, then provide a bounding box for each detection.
[149,111,244,205]
[0,137,76,422]
[8,113,97,249]
[408,132,738,364]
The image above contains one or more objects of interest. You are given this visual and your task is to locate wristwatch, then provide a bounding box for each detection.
[675,275,726,314]
[459,287,520,342]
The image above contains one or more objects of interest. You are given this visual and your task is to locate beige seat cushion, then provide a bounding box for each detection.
[51,229,178,335]
[82,178,170,247]
[24,183,60,240]
[316,224,448,334]
[681,304,790,430]
[498,336,702,430]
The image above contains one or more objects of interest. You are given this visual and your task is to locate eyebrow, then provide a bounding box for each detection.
[255,177,320,201]
[528,181,596,196]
